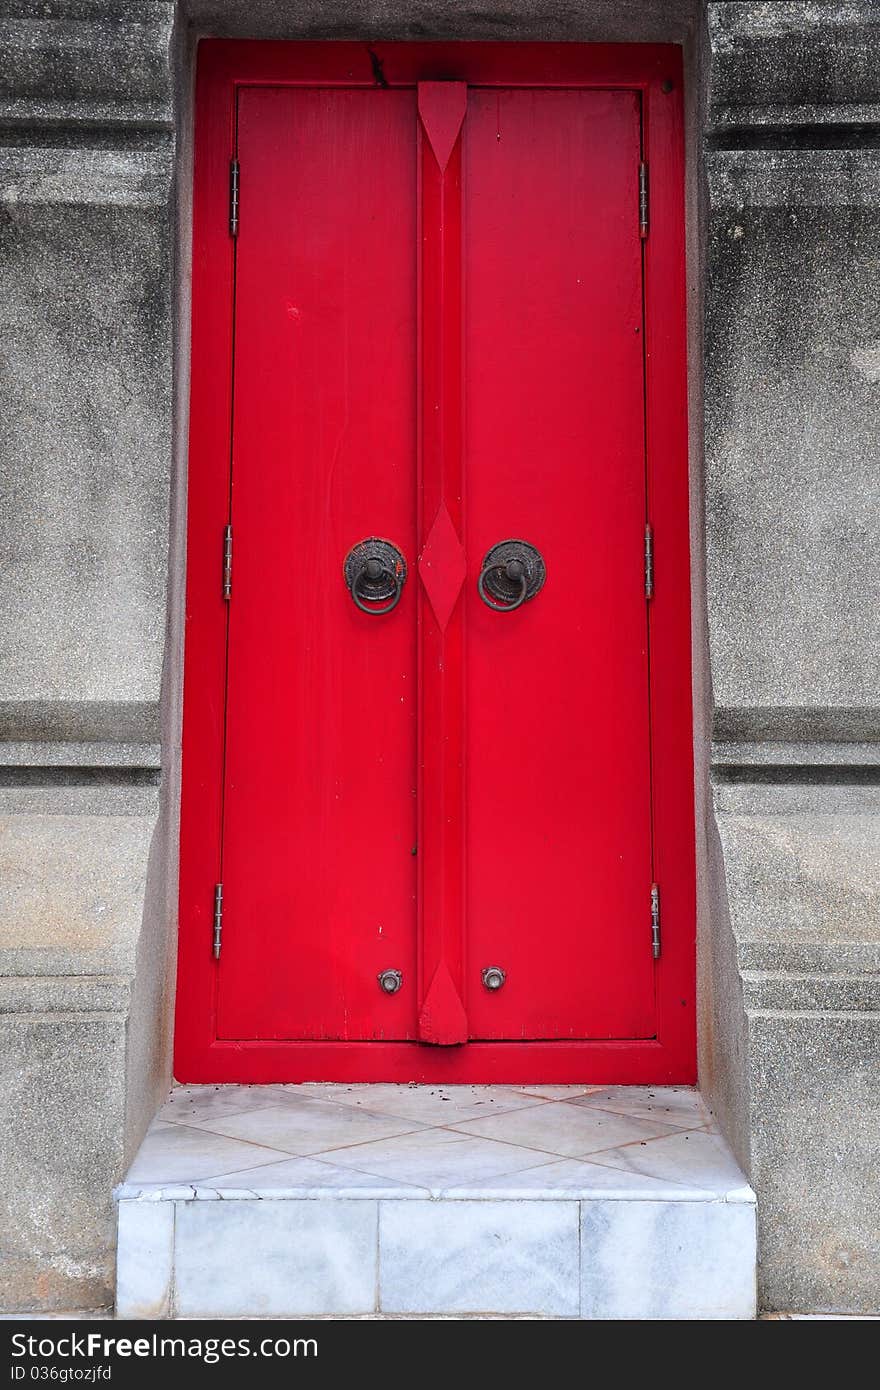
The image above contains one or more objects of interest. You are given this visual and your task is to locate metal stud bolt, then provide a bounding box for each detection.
[481,966,506,991]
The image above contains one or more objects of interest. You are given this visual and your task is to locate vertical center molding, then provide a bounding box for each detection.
[416,82,469,1044]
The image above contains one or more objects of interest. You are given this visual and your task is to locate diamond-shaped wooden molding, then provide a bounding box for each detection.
[418,962,468,1045]
[418,82,467,173]
[418,504,466,632]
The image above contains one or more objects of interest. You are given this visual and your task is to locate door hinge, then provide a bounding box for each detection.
[639,161,649,239]
[644,523,654,600]
[213,883,223,960]
[222,523,233,600]
[650,882,661,959]
[229,159,240,237]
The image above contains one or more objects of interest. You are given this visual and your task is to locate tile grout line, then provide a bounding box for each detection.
[155,1115,429,1160]
[419,1119,710,1159]
[570,1101,713,1125]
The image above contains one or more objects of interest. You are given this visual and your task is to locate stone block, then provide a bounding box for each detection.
[0,188,172,709]
[378,1198,580,1316]
[581,1199,756,1319]
[708,2,880,131]
[705,151,880,720]
[115,1199,174,1319]
[0,1014,126,1312]
[713,779,880,1311]
[0,805,158,977]
[0,4,175,129]
[748,1014,879,1313]
[174,1199,378,1317]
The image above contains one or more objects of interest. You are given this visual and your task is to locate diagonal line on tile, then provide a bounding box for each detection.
[161,1101,290,1127]
[563,1105,711,1132]
[301,1141,570,1190]
[576,1154,719,1196]
[572,1128,709,1158]
[158,1118,362,1164]
[166,1103,430,1150]
[425,1120,690,1157]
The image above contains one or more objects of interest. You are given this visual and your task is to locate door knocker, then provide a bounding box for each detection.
[344,538,407,615]
[477,540,546,612]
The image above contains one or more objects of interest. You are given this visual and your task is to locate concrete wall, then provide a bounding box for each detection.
[0,2,177,1311]
[701,2,880,1313]
[0,0,876,1315]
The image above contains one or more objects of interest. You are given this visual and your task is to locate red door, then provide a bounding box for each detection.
[177,43,695,1084]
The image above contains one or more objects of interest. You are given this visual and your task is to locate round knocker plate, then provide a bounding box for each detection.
[344,538,407,607]
[344,538,407,601]
[479,540,546,607]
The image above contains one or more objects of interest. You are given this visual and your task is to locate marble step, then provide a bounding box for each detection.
[115,1083,756,1320]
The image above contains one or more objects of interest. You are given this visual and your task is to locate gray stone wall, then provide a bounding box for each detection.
[0,0,876,1316]
[0,2,177,1311]
[702,2,880,1313]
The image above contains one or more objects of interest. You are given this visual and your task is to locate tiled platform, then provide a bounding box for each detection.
[115,1083,756,1319]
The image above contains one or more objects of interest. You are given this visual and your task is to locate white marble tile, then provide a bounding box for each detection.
[159,1084,288,1126]
[451,1100,681,1157]
[323,1127,557,1191]
[379,1199,579,1316]
[195,1154,431,1198]
[443,1156,713,1201]
[589,1128,755,1200]
[580,1199,757,1319]
[276,1083,544,1125]
[115,1200,174,1319]
[125,1121,288,1183]
[569,1085,710,1129]
[174,1199,378,1317]
[182,1096,428,1155]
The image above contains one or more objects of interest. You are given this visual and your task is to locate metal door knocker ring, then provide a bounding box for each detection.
[477,540,546,612]
[344,538,407,615]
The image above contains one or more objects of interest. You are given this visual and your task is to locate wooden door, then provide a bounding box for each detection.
[176,43,695,1084]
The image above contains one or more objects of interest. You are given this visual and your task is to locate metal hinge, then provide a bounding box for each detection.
[639,161,649,239]
[651,882,661,959]
[223,523,233,600]
[213,883,223,960]
[644,524,654,600]
[229,159,240,237]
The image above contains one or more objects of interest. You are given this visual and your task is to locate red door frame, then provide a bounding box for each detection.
[175,40,696,1084]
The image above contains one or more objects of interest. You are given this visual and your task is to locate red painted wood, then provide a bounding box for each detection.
[175,41,695,1084]
[217,87,419,1041]
[465,89,653,1040]
[175,1039,684,1085]
[191,40,682,92]
[416,82,468,1045]
[641,52,696,1076]
[174,48,237,1075]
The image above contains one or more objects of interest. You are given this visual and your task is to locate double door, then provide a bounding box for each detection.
[177,43,695,1082]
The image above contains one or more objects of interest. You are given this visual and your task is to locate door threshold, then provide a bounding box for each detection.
[115,1082,755,1319]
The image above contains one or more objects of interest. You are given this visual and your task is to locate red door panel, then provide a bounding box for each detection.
[217,88,418,1041]
[464,90,654,1039]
